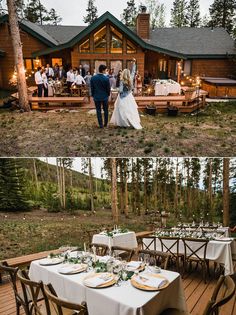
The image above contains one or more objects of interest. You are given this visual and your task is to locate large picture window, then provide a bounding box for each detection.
[110,26,123,54]
[52,58,62,66]
[79,39,90,53]
[94,26,107,53]
[127,40,136,54]
[95,60,107,73]
[110,60,122,75]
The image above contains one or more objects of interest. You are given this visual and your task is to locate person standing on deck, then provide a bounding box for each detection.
[34,67,44,97]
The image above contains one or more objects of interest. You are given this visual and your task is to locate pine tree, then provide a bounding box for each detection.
[46,8,62,25]
[122,0,137,27]
[83,0,98,25]
[209,0,236,34]
[0,159,30,211]
[186,0,201,27]
[145,0,166,29]
[170,0,188,27]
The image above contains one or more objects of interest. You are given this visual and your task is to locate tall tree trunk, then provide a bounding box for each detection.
[174,159,179,218]
[32,158,39,192]
[88,158,94,212]
[131,158,136,213]
[56,159,62,207]
[208,159,213,220]
[62,162,66,209]
[223,158,230,227]
[111,158,118,223]
[7,0,30,112]
[124,159,128,218]
[136,159,141,215]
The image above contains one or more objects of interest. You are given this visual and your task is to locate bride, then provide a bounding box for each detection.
[110,64,142,130]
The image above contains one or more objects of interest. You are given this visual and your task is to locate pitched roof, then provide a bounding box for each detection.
[146,27,236,58]
[40,25,86,44]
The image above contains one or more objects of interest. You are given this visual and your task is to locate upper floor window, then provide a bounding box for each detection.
[94,26,107,53]
[110,26,123,54]
[79,39,90,53]
[127,40,136,54]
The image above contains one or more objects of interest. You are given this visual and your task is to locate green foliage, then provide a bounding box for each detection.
[122,0,137,27]
[186,0,201,27]
[0,159,30,211]
[170,0,188,27]
[83,0,98,25]
[145,0,166,29]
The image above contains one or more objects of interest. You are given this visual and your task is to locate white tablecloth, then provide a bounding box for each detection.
[29,260,187,315]
[143,237,234,276]
[92,231,138,249]
[155,81,181,96]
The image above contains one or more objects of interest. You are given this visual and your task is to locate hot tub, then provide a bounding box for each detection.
[201,77,236,98]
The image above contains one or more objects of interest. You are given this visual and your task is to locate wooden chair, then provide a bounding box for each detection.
[17,269,49,315]
[0,261,31,315]
[44,283,88,315]
[159,237,183,272]
[111,246,134,262]
[90,243,109,256]
[138,249,170,270]
[141,236,157,251]
[182,238,210,283]
[160,275,235,315]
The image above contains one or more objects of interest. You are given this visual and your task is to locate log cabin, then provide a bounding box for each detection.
[0,7,236,91]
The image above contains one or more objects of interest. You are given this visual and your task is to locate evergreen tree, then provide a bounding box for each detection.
[170,0,188,27]
[145,0,166,29]
[186,0,201,27]
[0,159,30,211]
[83,0,98,25]
[201,14,210,27]
[122,0,137,27]
[209,0,236,34]
[46,8,62,25]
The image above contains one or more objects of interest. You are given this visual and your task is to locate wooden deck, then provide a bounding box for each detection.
[0,261,235,315]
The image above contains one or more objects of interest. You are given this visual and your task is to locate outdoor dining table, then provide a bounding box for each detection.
[29,257,187,315]
[142,237,235,276]
[92,231,138,249]
[154,80,181,96]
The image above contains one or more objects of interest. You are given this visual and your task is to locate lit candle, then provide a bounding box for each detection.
[84,242,86,252]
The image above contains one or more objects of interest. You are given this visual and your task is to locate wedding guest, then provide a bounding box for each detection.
[66,68,75,93]
[109,69,116,89]
[53,63,59,79]
[116,70,122,88]
[134,70,142,95]
[45,63,54,79]
[41,69,48,97]
[84,71,92,100]
[78,64,85,77]
[34,67,43,97]
[58,65,66,80]
[73,72,86,95]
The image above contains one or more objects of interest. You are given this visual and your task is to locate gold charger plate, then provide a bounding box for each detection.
[58,263,87,275]
[131,274,169,291]
[83,273,117,288]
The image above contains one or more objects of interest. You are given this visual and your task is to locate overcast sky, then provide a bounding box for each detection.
[38,0,214,26]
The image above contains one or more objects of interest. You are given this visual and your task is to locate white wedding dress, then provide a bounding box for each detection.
[110,90,142,130]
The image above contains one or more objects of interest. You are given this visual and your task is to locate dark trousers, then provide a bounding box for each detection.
[37,84,43,97]
[94,100,109,128]
[43,85,48,97]
[67,81,73,94]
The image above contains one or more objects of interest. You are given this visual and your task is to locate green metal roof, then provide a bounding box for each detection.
[31,11,186,59]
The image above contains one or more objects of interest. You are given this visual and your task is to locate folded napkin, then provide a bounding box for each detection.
[99,256,111,263]
[84,274,112,287]
[126,261,142,270]
[58,264,83,274]
[135,274,167,289]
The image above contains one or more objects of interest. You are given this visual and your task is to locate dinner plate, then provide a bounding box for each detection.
[83,273,117,288]
[126,262,145,272]
[39,257,64,266]
[58,263,87,275]
[131,273,169,291]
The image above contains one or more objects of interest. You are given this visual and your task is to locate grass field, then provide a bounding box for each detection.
[0,102,235,156]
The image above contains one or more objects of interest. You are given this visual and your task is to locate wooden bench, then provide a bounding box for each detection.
[135,93,206,113]
[0,249,61,283]
[28,96,86,110]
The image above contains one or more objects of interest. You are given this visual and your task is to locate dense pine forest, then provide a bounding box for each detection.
[0,158,235,226]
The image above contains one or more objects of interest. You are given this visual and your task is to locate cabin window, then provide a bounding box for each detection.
[94,60,107,73]
[183,60,191,75]
[79,39,90,53]
[110,60,123,75]
[80,60,91,74]
[110,26,123,54]
[159,59,167,72]
[52,58,62,66]
[127,40,136,54]
[33,59,42,69]
[94,26,107,53]
[24,59,33,70]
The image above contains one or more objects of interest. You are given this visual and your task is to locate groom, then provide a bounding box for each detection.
[91,64,111,128]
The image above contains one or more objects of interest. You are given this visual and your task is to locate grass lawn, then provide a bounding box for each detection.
[0,209,147,260]
[0,102,235,156]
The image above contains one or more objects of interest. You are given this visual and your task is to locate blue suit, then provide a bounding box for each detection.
[91,73,110,128]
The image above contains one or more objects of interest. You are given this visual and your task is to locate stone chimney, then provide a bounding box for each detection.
[136,6,150,40]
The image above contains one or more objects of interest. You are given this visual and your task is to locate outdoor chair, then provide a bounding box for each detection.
[44,283,88,315]
[0,261,31,315]
[182,238,210,283]
[90,243,109,256]
[111,246,135,262]
[140,236,157,251]
[159,236,183,272]
[138,249,170,270]
[17,269,49,315]
[160,275,235,315]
